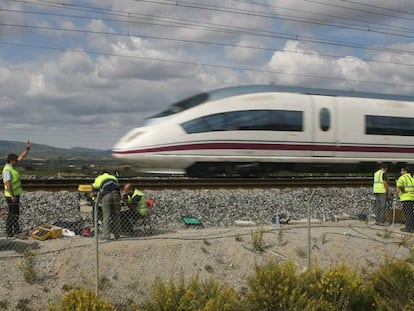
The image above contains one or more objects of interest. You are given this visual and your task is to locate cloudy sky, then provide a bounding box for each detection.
[1,0,414,150]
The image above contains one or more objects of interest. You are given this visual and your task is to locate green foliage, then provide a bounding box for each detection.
[277,229,287,246]
[17,248,38,284]
[0,299,9,310]
[295,247,307,259]
[407,247,414,264]
[234,235,243,242]
[371,259,414,310]
[48,288,116,311]
[16,298,31,311]
[250,226,266,253]
[204,265,214,273]
[320,232,328,245]
[397,235,412,248]
[376,229,392,239]
[143,274,240,311]
[98,276,112,291]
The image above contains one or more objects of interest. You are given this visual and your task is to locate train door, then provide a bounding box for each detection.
[311,96,336,157]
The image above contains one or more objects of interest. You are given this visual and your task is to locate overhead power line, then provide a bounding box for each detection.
[304,0,414,21]
[135,0,414,38]
[3,20,414,68]
[3,7,414,59]
[3,0,414,91]
[1,40,414,90]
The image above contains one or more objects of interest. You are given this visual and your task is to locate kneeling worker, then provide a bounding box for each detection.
[120,183,149,235]
[122,183,148,216]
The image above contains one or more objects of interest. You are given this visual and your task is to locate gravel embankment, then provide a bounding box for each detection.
[0,188,376,234]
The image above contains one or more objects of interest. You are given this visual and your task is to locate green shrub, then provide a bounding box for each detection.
[48,288,116,311]
[17,248,38,284]
[144,274,240,311]
[250,226,266,253]
[371,259,414,310]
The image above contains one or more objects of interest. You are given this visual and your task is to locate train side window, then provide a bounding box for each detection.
[366,115,414,136]
[319,108,330,132]
[181,109,303,134]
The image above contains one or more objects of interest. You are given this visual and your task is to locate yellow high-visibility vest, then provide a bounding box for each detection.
[373,169,386,194]
[397,173,414,201]
[3,165,22,197]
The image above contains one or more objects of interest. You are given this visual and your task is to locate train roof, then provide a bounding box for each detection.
[149,85,414,119]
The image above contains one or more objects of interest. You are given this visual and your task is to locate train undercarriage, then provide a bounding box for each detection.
[185,161,407,178]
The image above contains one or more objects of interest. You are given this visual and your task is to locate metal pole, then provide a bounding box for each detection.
[307,189,316,271]
[93,190,101,297]
[392,197,396,226]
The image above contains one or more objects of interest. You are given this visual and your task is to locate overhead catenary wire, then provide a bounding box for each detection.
[135,0,414,38]
[304,0,414,22]
[3,19,414,69]
[6,0,414,56]
[2,40,414,89]
[3,0,414,90]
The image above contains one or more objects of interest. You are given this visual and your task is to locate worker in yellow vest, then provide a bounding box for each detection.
[396,167,414,233]
[92,171,121,241]
[373,163,391,225]
[2,141,31,237]
[123,183,148,216]
[120,183,149,235]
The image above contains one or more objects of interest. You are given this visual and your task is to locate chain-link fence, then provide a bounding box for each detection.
[0,187,410,309]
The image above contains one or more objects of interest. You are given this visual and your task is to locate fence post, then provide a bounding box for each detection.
[307,189,316,271]
[93,190,101,297]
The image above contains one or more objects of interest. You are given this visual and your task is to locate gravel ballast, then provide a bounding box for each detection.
[0,187,376,234]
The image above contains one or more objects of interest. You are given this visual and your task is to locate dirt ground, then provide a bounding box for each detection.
[0,219,413,310]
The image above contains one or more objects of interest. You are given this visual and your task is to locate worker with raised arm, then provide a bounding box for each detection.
[2,141,31,237]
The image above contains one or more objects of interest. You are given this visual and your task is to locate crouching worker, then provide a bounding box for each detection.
[120,183,149,235]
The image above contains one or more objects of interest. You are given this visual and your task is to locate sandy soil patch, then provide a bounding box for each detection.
[0,220,412,310]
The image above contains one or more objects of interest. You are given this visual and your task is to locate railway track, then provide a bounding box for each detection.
[0,176,381,191]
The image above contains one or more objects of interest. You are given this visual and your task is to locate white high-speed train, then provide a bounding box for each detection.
[112,85,414,177]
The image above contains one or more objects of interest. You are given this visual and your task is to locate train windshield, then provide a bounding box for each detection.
[150,93,210,118]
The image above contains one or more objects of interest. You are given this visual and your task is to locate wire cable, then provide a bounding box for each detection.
[2,40,414,89]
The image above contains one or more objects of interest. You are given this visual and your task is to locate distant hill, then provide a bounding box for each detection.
[0,140,112,159]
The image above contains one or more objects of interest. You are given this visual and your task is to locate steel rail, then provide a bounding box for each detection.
[0,176,380,191]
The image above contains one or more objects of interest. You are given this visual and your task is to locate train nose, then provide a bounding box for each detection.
[112,128,145,153]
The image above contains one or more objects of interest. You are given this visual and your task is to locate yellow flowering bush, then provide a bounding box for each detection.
[315,264,374,310]
[144,274,240,311]
[245,260,303,310]
[48,288,117,311]
[245,261,375,311]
